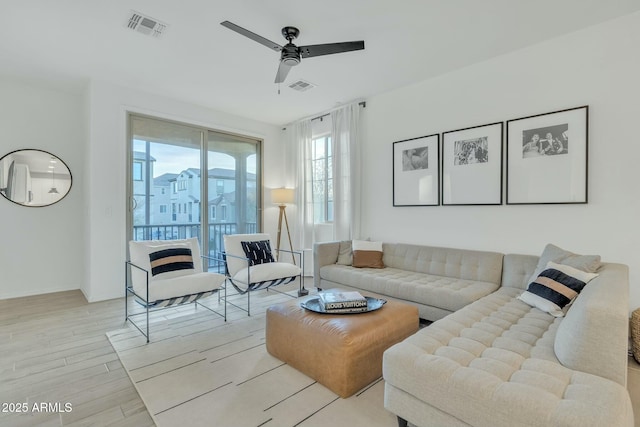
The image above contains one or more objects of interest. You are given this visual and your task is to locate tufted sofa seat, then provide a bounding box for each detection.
[315,242,503,321]
[319,266,498,313]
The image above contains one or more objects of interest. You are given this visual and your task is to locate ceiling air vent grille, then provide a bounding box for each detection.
[126,11,168,38]
[288,80,316,92]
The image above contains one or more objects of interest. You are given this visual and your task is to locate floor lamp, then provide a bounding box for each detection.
[271,188,296,265]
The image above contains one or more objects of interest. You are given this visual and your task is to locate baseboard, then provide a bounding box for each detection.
[0,285,81,301]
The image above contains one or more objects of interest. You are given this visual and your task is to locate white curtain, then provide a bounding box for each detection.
[331,103,361,241]
[284,118,314,251]
[285,102,362,251]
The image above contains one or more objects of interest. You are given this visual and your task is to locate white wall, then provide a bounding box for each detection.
[361,12,640,311]
[0,77,85,299]
[84,80,283,302]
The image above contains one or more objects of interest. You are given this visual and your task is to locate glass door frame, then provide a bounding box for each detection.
[126,112,264,260]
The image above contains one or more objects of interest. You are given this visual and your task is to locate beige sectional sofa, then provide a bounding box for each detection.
[313,242,633,427]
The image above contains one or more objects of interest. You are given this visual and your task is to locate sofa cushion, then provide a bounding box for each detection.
[528,243,601,285]
[383,243,503,285]
[352,240,384,268]
[383,286,633,427]
[319,265,499,312]
[518,261,598,317]
[336,240,353,265]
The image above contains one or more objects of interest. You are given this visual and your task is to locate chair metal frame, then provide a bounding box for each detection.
[125,254,226,343]
[222,248,306,316]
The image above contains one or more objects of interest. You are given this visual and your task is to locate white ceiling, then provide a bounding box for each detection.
[1,1,639,126]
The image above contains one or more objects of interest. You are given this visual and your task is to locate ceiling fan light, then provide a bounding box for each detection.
[282,57,299,66]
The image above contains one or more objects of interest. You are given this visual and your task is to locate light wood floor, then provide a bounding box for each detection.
[0,290,154,426]
[2,288,640,427]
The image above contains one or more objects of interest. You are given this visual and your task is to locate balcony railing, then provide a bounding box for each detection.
[132,222,258,271]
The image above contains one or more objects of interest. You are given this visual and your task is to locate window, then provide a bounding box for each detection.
[210,205,216,220]
[133,162,143,181]
[221,205,227,221]
[130,113,262,248]
[311,135,333,223]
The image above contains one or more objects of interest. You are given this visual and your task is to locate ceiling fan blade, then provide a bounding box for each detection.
[274,61,292,84]
[300,41,365,58]
[220,21,282,52]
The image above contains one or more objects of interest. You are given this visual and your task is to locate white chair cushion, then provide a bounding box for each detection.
[231,262,301,291]
[129,238,204,291]
[142,272,225,302]
[223,233,273,276]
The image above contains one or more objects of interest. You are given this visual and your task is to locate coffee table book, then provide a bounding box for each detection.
[319,290,367,312]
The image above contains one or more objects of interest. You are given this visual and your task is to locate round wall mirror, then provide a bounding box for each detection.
[0,149,72,207]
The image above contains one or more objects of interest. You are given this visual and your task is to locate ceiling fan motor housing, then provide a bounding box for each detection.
[281,44,301,66]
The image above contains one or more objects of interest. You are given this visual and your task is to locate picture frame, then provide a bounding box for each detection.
[506,105,588,204]
[393,134,440,206]
[441,122,503,205]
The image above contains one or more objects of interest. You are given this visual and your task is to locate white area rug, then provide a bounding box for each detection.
[107,285,400,427]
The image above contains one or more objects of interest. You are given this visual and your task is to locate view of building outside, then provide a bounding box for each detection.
[131,143,257,242]
[130,115,261,268]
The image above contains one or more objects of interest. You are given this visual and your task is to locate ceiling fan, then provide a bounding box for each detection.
[220,21,365,84]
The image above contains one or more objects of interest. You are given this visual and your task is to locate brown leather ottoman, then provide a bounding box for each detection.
[266,298,419,398]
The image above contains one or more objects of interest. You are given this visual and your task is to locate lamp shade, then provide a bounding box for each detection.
[272,188,295,205]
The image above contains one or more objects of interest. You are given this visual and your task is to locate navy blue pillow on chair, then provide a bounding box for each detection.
[241,240,275,266]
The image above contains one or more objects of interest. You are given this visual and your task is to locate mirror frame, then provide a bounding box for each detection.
[0,149,73,208]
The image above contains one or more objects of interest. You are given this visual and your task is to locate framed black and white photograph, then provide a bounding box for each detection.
[507,105,588,204]
[393,134,440,206]
[441,122,503,205]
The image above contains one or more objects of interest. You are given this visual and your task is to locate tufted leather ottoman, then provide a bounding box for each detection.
[266,298,419,398]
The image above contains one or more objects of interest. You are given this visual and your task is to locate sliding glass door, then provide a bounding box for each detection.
[207,130,260,259]
[128,114,262,260]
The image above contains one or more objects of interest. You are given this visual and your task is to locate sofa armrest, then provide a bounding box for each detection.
[313,241,340,288]
[554,262,629,386]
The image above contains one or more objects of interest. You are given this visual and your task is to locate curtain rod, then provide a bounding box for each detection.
[282,101,366,131]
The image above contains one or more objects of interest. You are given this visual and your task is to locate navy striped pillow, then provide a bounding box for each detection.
[241,240,275,266]
[149,247,194,276]
[518,261,598,317]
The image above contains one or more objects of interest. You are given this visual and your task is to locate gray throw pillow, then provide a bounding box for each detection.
[527,243,601,285]
[336,240,353,265]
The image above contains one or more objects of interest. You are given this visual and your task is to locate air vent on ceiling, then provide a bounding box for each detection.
[126,11,168,38]
[288,80,316,92]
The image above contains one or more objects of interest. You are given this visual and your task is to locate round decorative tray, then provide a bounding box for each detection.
[300,296,386,315]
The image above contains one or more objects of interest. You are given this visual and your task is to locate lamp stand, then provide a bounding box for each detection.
[275,204,295,265]
[275,204,308,296]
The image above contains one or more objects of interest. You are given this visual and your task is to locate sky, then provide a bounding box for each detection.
[133,140,256,177]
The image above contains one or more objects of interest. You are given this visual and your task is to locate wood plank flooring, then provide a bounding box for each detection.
[2,285,640,427]
[0,290,154,426]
